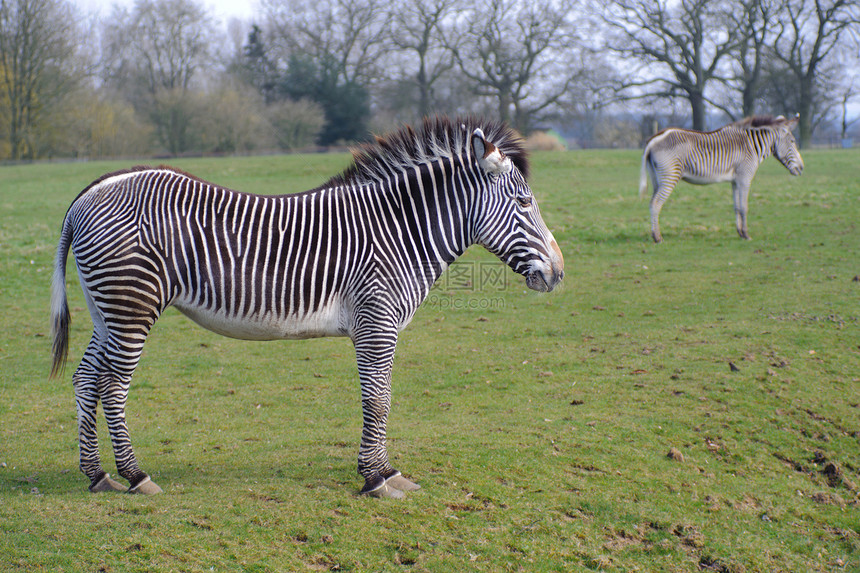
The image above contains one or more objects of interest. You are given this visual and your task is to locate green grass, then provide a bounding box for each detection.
[1,148,858,572]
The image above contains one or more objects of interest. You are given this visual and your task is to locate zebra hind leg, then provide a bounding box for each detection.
[105,384,164,495]
[99,363,163,495]
[648,169,680,243]
[73,354,128,492]
[73,271,163,494]
[85,327,163,494]
[649,190,668,243]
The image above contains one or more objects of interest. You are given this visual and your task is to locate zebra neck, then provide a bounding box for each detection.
[747,128,775,163]
[381,160,476,267]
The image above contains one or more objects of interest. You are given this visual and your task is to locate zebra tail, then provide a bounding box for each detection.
[50,218,72,379]
[639,145,651,199]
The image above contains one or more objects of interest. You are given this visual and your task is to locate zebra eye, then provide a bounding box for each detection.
[517,196,532,208]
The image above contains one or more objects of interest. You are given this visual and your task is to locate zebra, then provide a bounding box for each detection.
[639,115,804,243]
[50,116,565,498]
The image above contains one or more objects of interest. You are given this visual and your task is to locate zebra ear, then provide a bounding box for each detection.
[472,129,512,175]
[786,114,800,129]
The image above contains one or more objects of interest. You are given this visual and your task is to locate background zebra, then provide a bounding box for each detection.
[639,115,804,243]
[50,116,564,498]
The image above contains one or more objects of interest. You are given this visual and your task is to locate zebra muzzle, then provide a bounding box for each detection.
[525,241,564,292]
[526,269,562,292]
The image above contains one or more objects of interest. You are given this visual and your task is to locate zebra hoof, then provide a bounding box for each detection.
[385,472,421,492]
[128,476,163,495]
[89,473,128,493]
[362,482,406,499]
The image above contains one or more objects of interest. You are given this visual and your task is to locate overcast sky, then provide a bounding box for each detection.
[73,0,258,23]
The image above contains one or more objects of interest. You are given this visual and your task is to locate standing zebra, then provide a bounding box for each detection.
[639,115,804,243]
[50,116,564,498]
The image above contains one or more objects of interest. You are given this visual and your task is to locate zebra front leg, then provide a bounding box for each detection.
[353,329,418,499]
[732,181,752,240]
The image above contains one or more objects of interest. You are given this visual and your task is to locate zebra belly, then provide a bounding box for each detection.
[173,300,348,341]
[681,171,735,185]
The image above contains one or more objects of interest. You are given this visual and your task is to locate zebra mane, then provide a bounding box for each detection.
[731,115,786,129]
[327,116,529,187]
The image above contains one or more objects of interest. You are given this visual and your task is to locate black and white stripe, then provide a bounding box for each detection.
[639,115,804,243]
[50,116,564,497]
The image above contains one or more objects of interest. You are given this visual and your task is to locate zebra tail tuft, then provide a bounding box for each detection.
[50,220,72,378]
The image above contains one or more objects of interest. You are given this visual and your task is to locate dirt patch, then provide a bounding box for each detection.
[733,494,761,513]
[806,409,858,439]
[810,491,846,506]
[774,450,859,498]
[602,526,642,552]
[699,556,733,572]
[673,523,705,548]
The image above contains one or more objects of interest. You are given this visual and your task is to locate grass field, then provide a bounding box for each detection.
[1,145,858,572]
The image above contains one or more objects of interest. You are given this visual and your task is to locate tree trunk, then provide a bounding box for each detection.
[417,58,430,118]
[690,91,706,131]
[742,81,756,118]
[498,92,512,125]
[797,77,813,148]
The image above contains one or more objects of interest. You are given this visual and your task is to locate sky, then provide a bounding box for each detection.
[73,0,258,23]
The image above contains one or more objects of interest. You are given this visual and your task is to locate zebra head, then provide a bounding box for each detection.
[471,128,564,293]
[773,116,804,176]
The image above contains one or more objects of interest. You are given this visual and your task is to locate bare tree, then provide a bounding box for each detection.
[724,0,779,118]
[262,0,388,86]
[389,0,459,119]
[831,33,860,141]
[102,0,216,155]
[259,0,388,142]
[0,0,82,159]
[838,79,860,140]
[600,0,738,130]
[448,0,581,134]
[769,0,860,147]
[554,50,626,147]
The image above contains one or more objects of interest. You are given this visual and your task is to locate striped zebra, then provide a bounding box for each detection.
[50,116,564,498]
[639,115,804,243]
